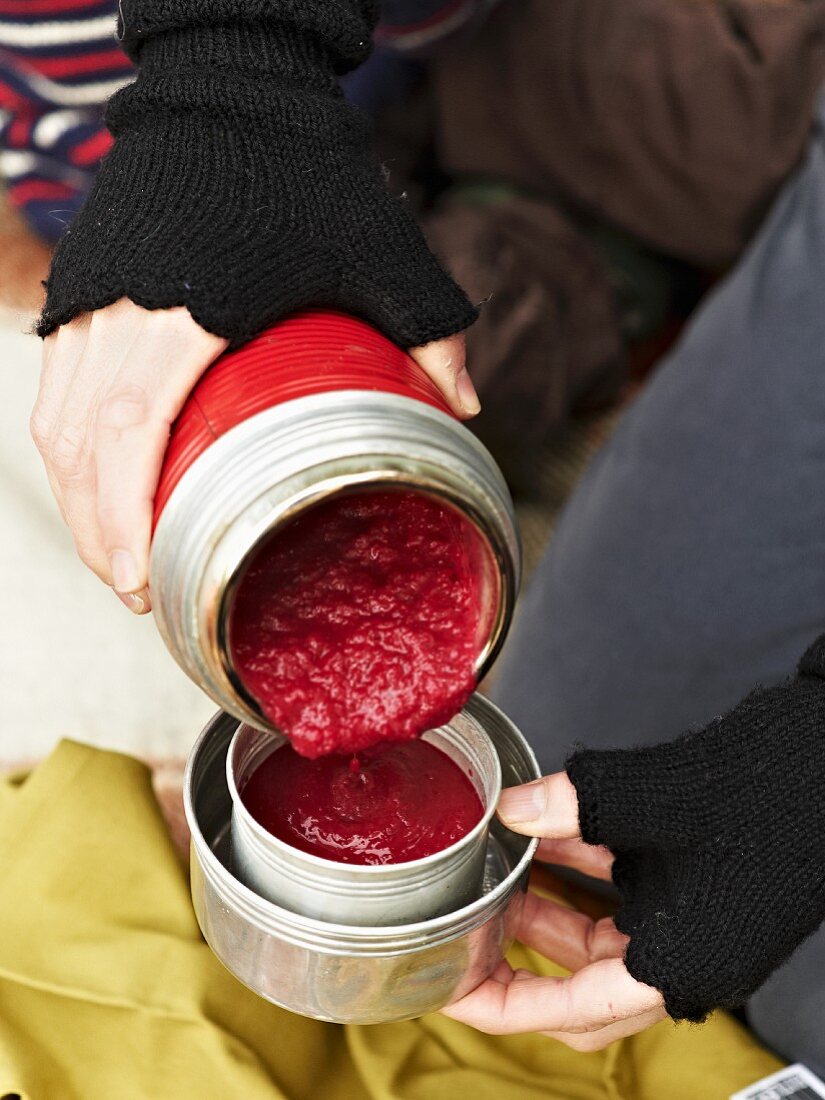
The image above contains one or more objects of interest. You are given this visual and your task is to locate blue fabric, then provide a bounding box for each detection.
[340,46,421,113]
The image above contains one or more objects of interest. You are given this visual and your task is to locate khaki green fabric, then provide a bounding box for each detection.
[0,741,782,1100]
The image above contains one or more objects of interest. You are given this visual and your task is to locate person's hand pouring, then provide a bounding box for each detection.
[30,0,481,616]
[442,771,667,1050]
[31,300,477,616]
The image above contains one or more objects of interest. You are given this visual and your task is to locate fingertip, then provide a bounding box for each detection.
[456,368,481,417]
[409,335,479,418]
[497,773,581,838]
[115,587,152,615]
[497,780,548,831]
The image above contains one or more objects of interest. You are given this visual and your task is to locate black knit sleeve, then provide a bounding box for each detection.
[567,634,825,1022]
[36,0,477,348]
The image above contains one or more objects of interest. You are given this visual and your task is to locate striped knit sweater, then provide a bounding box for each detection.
[0,0,498,241]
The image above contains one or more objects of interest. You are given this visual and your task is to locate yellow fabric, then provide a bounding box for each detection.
[0,741,783,1100]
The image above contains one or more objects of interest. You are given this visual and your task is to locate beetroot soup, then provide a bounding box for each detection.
[240,738,484,865]
[228,490,481,758]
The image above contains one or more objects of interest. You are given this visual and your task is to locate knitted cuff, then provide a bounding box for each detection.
[37,4,477,347]
[117,0,379,72]
[566,735,721,851]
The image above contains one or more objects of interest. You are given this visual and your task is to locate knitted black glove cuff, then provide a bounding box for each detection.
[116,0,379,71]
[37,1,477,347]
[567,635,825,1022]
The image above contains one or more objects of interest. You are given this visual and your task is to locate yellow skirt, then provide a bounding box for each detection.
[0,741,782,1100]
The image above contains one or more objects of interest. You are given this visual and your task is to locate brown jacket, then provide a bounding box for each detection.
[435,0,825,266]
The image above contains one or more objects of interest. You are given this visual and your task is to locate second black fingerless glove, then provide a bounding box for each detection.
[567,634,825,1022]
[37,0,477,347]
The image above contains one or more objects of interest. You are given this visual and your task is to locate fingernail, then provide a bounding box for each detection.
[116,590,147,615]
[498,781,546,825]
[456,370,481,416]
[110,549,141,594]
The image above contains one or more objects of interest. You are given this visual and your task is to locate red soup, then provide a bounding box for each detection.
[240,739,484,865]
[228,489,482,758]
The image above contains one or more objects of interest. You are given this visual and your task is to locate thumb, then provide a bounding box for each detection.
[497,772,582,839]
[410,333,480,420]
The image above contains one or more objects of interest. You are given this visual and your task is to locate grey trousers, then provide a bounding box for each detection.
[491,99,825,1074]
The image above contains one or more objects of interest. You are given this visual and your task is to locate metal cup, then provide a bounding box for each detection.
[227,709,502,926]
[185,695,540,1025]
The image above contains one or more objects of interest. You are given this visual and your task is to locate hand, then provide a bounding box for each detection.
[442,773,666,1051]
[31,300,227,614]
[31,299,477,614]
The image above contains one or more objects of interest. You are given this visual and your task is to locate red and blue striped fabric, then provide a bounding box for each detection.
[0,0,132,240]
[0,0,498,242]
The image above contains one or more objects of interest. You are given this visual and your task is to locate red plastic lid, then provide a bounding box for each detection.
[154,311,453,525]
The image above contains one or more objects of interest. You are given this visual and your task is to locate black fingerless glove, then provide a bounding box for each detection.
[567,635,825,1022]
[37,0,477,347]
